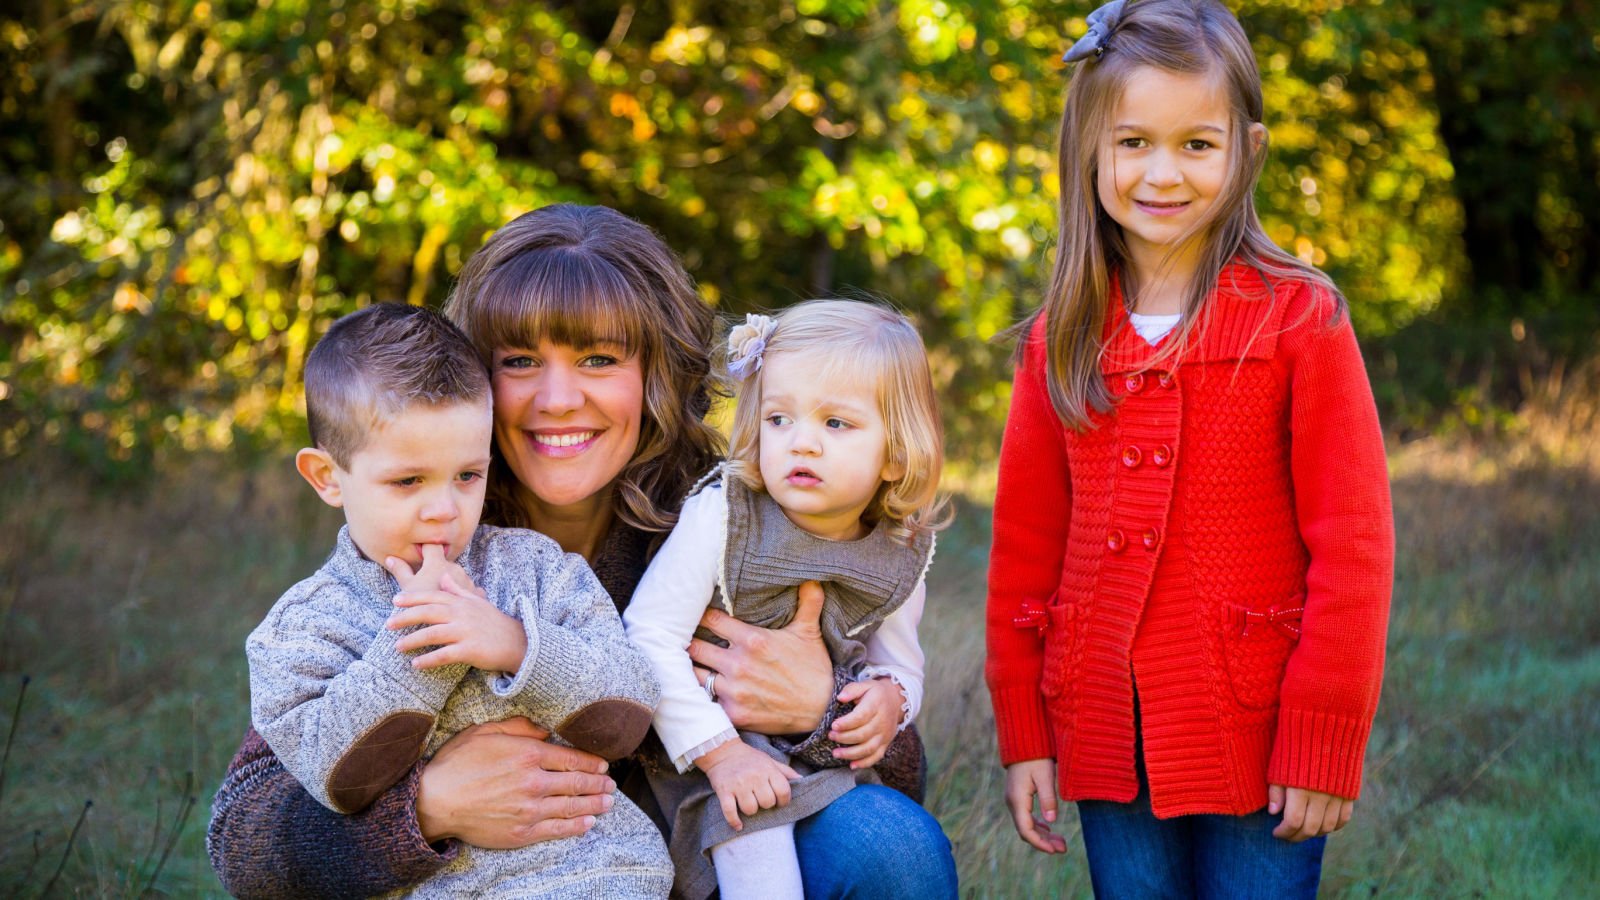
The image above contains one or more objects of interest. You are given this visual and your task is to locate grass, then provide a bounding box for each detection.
[2,368,1597,897]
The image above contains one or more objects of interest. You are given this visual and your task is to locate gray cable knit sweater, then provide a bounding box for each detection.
[247,524,671,898]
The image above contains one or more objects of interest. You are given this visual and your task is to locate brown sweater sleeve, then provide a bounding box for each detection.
[206,727,458,899]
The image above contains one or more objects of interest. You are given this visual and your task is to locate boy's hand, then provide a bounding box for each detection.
[387,543,486,598]
[696,739,800,831]
[828,677,904,769]
[1005,758,1068,854]
[386,558,526,674]
[1269,784,1354,842]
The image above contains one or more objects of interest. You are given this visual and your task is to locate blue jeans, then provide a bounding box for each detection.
[792,784,958,899]
[1076,747,1324,900]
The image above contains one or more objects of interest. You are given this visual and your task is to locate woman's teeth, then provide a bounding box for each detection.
[534,431,596,448]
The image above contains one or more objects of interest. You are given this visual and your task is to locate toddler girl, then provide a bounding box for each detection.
[624,299,947,900]
[985,2,1393,897]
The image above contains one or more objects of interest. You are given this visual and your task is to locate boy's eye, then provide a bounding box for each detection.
[393,476,421,487]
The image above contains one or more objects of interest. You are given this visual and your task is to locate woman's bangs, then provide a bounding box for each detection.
[470,250,646,356]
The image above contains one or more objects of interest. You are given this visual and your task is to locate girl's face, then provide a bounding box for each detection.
[490,340,644,516]
[755,351,904,542]
[1097,66,1238,282]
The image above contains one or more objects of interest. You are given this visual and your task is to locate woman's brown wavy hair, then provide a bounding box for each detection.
[443,203,726,534]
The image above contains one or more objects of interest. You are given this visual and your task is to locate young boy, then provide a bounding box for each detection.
[247,303,671,897]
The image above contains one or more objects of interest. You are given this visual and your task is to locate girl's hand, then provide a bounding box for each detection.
[1269,784,1354,842]
[828,678,904,769]
[417,717,616,848]
[386,567,526,673]
[1005,758,1068,854]
[696,739,801,831]
[689,580,833,735]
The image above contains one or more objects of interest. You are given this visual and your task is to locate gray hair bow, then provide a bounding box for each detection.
[1062,0,1127,63]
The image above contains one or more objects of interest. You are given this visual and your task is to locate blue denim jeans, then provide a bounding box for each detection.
[1076,772,1325,900]
[792,784,958,899]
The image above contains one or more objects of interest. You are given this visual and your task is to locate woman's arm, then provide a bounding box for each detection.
[207,719,614,899]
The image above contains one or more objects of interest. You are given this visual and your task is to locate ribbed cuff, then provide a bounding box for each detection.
[1268,706,1371,800]
[991,684,1054,765]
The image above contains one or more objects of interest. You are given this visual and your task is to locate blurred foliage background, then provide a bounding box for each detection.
[1,0,1597,477]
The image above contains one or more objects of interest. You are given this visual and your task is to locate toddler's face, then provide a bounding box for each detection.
[327,399,493,568]
[756,351,903,542]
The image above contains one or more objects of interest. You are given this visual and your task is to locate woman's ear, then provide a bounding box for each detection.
[295,447,345,508]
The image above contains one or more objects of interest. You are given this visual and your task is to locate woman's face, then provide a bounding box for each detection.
[490,340,645,515]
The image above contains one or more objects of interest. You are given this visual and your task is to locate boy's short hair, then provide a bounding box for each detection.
[304,303,491,468]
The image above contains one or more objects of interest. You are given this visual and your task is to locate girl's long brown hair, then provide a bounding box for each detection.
[444,203,726,533]
[1033,0,1344,430]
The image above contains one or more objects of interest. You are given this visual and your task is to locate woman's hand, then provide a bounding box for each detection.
[828,678,904,769]
[1005,758,1068,854]
[415,717,616,849]
[696,739,800,830]
[690,580,833,735]
[1269,784,1354,842]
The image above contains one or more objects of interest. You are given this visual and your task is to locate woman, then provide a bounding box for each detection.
[206,203,957,899]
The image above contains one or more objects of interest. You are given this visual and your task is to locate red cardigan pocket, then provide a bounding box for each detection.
[1222,594,1304,709]
[1038,595,1077,701]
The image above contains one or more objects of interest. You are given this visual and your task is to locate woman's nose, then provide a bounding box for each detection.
[536,366,583,415]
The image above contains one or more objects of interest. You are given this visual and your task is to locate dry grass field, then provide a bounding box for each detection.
[2,366,1597,896]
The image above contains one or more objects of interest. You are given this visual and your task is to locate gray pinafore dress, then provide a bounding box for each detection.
[648,474,934,900]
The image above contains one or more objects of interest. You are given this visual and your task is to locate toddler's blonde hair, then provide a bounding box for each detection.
[725,299,948,540]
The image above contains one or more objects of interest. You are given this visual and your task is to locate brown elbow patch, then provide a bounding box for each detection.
[328,711,433,813]
[555,698,654,761]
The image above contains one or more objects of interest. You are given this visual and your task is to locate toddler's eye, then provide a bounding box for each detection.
[825,417,851,429]
[765,413,792,427]
[393,476,421,487]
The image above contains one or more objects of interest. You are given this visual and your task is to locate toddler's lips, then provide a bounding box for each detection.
[786,468,822,487]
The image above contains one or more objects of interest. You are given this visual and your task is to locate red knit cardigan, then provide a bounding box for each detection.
[985,265,1393,817]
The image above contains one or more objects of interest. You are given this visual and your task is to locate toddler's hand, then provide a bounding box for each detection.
[696,739,800,831]
[386,544,487,598]
[828,677,904,769]
[386,565,526,674]
[1005,758,1067,854]
[1269,784,1354,842]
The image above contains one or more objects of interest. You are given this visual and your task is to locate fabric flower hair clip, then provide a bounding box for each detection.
[726,313,777,380]
[1062,0,1126,63]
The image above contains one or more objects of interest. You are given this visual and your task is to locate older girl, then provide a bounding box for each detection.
[986,2,1393,897]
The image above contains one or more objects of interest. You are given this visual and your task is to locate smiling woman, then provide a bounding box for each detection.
[207,204,958,900]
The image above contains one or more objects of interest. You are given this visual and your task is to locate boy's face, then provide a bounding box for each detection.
[297,400,494,568]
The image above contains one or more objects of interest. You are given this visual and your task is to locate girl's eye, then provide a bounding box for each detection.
[457,471,483,484]
[765,413,792,427]
[825,417,851,429]
[580,354,619,369]
[499,354,536,370]
[1118,137,1147,149]
[1184,139,1214,151]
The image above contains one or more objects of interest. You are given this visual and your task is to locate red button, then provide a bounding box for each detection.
[1121,445,1142,468]
[1107,530,1127,553]
[1125,373,1146,393]
[1151,445,1172,467]
[1158,371,1176,389]
[1142,528,1161,550]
